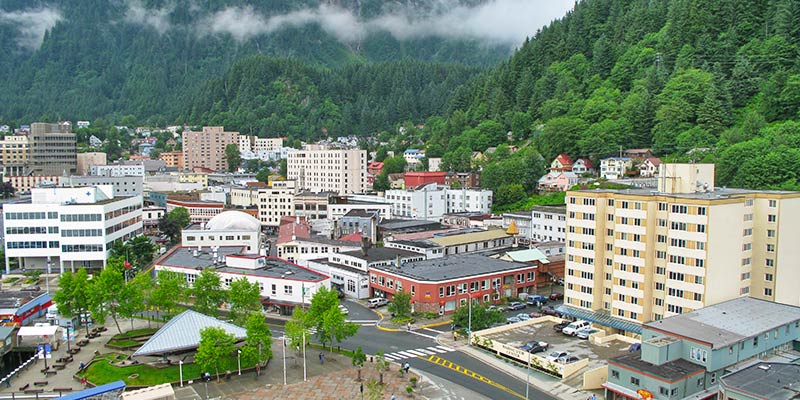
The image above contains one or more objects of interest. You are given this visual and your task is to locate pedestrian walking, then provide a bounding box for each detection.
[453,331,458,340]
[407,322,412,331]
[319,352,325,364]
[391,394,396,400]
[403,362,410,373]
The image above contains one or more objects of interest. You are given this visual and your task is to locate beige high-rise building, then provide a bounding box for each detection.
[182,126,239,171]
[159,151,184,170]
[30,122,77,176]
[563,164,800,335]
[287,145,367,194]
[257,180,298,227]
[76,152,107,176]
[0,135,30,176]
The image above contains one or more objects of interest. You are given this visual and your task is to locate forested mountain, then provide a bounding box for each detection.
[426,0,800,191]
[0,0,508,125]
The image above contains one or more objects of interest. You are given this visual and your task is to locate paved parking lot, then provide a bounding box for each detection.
[482,318,632,381]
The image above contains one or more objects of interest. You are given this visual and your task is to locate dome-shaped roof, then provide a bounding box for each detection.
[205,211,261,231]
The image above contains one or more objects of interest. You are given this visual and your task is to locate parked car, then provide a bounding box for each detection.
[367,298,389,308]
[338,304,349,315]
[553,321,570,331]
[521,340,549,354]
[525,295,548,306]
[506,316,522,324]
[487,305,505,312]
[562,320,592,336]
[549,293,564,301]
[540,306,562,317]
[514,313,531,321]
[529,310,544,318]
[545,351,569,362]
[556,278,565,286]
[557,355,580,364]
[507,301,526,311]
[576,328,601,340]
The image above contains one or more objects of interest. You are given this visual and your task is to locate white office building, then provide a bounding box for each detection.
[62,175,143,197]
[530,205,567,242]
[286,145,367,194]
[3,186,143,273]
[445,188,493,214]
[90,163,145,177]
[257,180,298,227]
[385,184,493,221]
[182,211,265,255]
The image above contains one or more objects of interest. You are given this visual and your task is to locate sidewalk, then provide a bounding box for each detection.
[435,333,604,400]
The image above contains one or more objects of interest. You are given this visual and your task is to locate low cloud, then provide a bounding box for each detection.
[0,7,63,50]
[139,0,574,47]
[124,0,173,35]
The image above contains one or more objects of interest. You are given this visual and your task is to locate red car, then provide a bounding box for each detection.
[540,306,563,317]
[549,293,564,301]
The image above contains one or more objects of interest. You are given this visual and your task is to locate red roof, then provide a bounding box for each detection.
[368,161,384,169]
[277,217,311,244]
[576,158,594,169]
[645,156,662,166]
[245,181,267,187]
[555,154,573,167]
[339,232,364,242]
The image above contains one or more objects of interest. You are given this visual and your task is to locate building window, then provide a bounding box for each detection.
[284,285,293,295]
[630,377,640,386]
[611,370,619,379]
[764,288,773,296]
[765,273,773,282]
[768,214,777,222]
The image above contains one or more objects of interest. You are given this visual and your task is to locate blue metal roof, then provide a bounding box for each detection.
[58,380,125,399]
[556,305,642,335]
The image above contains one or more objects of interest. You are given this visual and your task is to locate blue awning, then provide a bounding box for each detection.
[556,305,642,335]
[58,380,125,399]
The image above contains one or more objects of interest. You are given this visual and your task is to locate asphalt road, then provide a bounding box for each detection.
[267,300,559,400]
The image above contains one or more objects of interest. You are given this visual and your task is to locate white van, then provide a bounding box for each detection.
[367,298,389,308]
[562,320,592,336]
[46,304,59,321]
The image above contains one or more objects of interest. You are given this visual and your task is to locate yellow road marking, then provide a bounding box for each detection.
[424,355,526,399]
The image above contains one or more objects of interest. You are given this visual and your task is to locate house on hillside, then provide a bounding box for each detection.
[600,157,633,180]
[367,161,384,176]
[538,171,578,192]
[622,148,653,160]
[571,158,595,175]
[638,157,662,177]
[549,153,573,171]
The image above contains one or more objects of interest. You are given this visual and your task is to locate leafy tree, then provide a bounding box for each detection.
[167,207,191,228]
[193,270,226,317]
[374,350,390,386]
[150,271,187,320]
[195,327,236,382]
[0,182,16,198]
[372,173,390,191]
[53,268,93,336]
[452,303,504,332]
[241,313,272,368]
[494,184,527,207]
[255,167,271,183]
[284,307,311,363]
[90,256,127,333]
[160,207,191,243]
[382,155,407,175]
[387,290,412,321]
[119,272,148,331]
[374,147,388,162]
[227,278,262,325]
[278,159,288,178]
[304,286,359,351]
[225,143,241,173]
[352,346,367,382]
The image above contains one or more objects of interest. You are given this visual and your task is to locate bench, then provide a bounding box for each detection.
[33,381,48,387]
[54,388,73,393]
[68,348,81,354]
[18,383,29,391]
[40,367,49,373]
[44,370,57,376]
[24,389,44,394]
[53,363,66,370]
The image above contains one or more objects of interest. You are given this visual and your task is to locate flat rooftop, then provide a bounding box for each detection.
[610,353,704,382]
[530,204,566,214]
[379,219,444,232]
[372,253,530,282]
[339,247,419,262]
[0,290,47,312]
[573,187,799,200]
[157,246,327,282]
[389,239,441,249]
[720,362,800,400]
[645,297,800,349]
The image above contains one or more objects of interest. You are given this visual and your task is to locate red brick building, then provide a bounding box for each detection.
[369,253,538,315]
[404,171,447,188]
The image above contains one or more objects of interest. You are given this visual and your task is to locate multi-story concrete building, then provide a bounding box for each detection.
[181,211,264,255]
[562,164,800,335]
[445,188,493,213]
[2,185,143,273]
[142,206,165,228]
[230,184,265,208]
[159,151,184,170]
[385,184,493,221]
[294,191,334,221]
[29,122,77,176]
[0,135,29,176]
[429,229,513,256]
[286,145,367,194]
[327,195,392,221]
[62,175,143,197]
[531,205,567,242]
[257,180,298,228]
[76,152,107,176]
[90,163,145,177]
[166,199,224,225]
[3,175,61,194]
[182,126,239,171]
[603,297,800,400]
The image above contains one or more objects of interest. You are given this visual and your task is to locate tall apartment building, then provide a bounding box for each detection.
[0,135,30,176]
[182,126,239,171]
[30,122,77,176]
[159,151,184,170]
[257,180,298,228]
[286,145,367,194]
[562,164,800,335]
[2,185,143,273]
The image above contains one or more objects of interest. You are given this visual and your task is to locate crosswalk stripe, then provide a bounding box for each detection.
[405,349,426,356]
[397,351,417,358]
[417,349,435,355]
[428,346,448,353]
[384,354,400,361]
[408,330,438,339]
[438,345,455,352]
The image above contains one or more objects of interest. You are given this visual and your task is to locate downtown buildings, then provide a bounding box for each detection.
[286,145,367,195]
[562,164,800,334]
[182,126,239,171]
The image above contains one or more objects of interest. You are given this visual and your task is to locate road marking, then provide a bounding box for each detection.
[424,355,526,400]
[384,354,400,361]
[405,349,427,356]
[397,351,417,358]
[383,346,455,361]
[348,320,380,323]
[428,346,448,353]
[423,327,444,333]
[417,349,435,355]
[437,345,455,352]
[408,330,438,339]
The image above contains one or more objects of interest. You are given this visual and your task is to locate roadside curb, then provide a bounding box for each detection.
[374,311,401,332]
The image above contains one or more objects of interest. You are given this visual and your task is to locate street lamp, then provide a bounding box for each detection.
[525,351,531,400]
[467,293,472,346]
[179,360,183,387]
[237,349,241,375]
[45,257,52,294]
[282,336,287,385]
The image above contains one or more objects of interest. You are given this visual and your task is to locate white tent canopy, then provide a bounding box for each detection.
[18,325,58,337]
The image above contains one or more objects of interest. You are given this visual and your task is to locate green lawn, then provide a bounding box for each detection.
[107,339,141,348]
[79,352,258,386]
